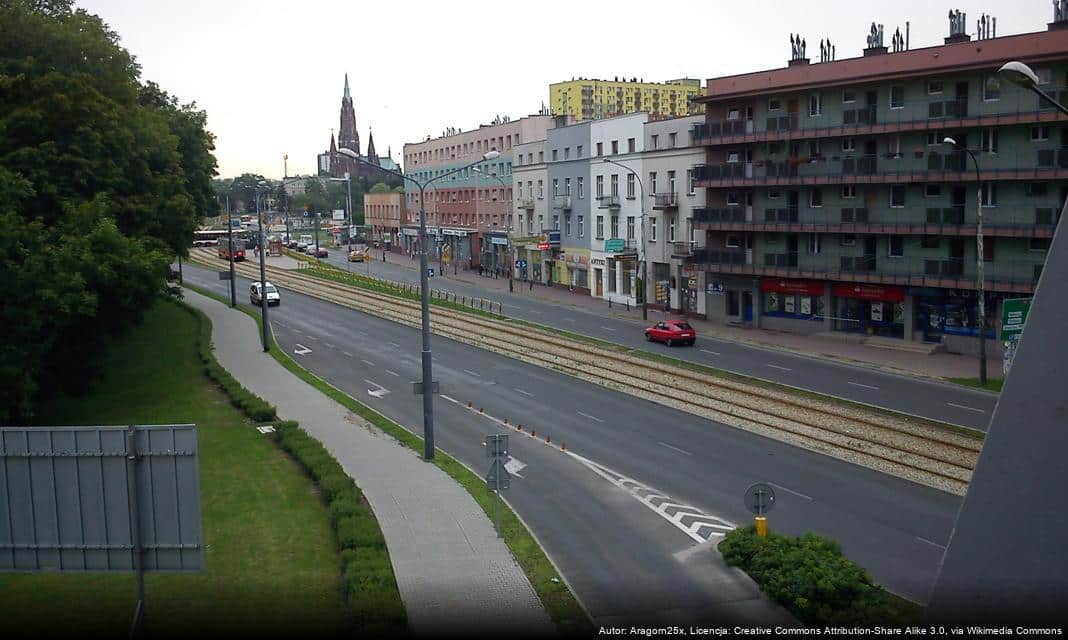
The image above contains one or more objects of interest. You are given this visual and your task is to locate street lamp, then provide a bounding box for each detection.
[221,193,236,307]
[602,157,649,321]
[998,61,1068,116]
[329,174,353,272]
[338,146,500,460]
[943,136,987,385]
[472,167,510,283]
[252,180,271,353]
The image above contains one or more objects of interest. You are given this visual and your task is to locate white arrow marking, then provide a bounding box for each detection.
[504,457,527,478]
[294,344,312,355]
[364,379,390,398]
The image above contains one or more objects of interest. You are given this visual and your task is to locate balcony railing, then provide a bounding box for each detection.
[516,197,535,210]
[691,86,1068,144]
[671,241,695,258]
[692,207,746,223]
[553,195,572,211]
[596,194,621,208]
[653,193,678,209]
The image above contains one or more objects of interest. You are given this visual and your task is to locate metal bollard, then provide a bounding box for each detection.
[626,300,630,311]
[755,516,768,538]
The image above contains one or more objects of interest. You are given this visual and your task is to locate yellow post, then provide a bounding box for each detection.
[755,516,768,538]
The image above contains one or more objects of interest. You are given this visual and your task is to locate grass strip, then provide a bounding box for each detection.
[945,377,1004,392]
[177,291,406,633]
[183,282,592,637]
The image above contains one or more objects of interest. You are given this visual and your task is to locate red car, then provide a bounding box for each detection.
[644,319,696,346]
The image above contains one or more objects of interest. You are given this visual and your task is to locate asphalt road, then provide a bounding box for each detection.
[184,263,963,617]
[318,249,997,430]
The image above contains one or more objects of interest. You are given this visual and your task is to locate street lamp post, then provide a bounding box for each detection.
[225,194,236,307]
[329,174,353,272]
[338,146,500,460]
[254,183,271,353]
[999,61,1068,117]
[603,158,648,321]
[943,137,987,385]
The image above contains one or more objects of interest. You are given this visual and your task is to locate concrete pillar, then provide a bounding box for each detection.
[823,281,834,332]
[903,295,915,342]
[751,282,762,329]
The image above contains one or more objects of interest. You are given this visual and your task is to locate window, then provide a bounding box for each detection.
[626,216,635,240]
[983,76,1001,101]
[981,183,998,207]
[768,188,782,199]
[687,169,695,195]
[538,151,544,163]
[1026,182,1048,197]
[888,135,903,157]
[627,138,636,153]
[595,175,604,198]
[669,216,676,241]
[596,142,603,156]
[841,185,857,199]
[921,236,941,249]
[924,184,942,198]
[578,177,585,198]
[565,177,571,196]
[649,172,657,194]
[890,86,904,109]
[577,145,583,157]
[807,233,822,254]
[578,215,584,237]
[726,190,739,206]
[626,174,634,198]
[669,132,677,148]
[840,234,856,246]
[983,240,995,262]
[552,178,559,196]
[537,180,543,198]
[649,217,657,242]
[727,108,740,120]
[564,147,570,160]
[725,234,740,248]
[1030,238,1051,252]
[1035,68,1053,84]
[890,185,906,208]
[651,134,659,149]
[841,137,856,153]
[611,174,619,196]
[768,98,782,111]
[808,140,821,158]
[1031,126,1050,142]
[551,149,558,161]
[518,214,524,232]
[809,188,823,208]
[596,215,604,239]
[611,215,619,238]
[808,93,822,116]
[565,215,572,236]
[668,171,676,193]
[552,214,560,230]
[842,89,856,104]
[928,80,943,95]
[982,129,999,153]
[926,132,942,146]
[611,140,619,154]
[887,236,904,257]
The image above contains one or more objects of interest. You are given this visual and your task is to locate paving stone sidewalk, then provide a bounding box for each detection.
[183,287,556,637]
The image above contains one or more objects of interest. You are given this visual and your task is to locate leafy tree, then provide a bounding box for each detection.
[369,182,391,194]
[229,173,269,213]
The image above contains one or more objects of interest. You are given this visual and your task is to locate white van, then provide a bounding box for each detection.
[250,282,280,306]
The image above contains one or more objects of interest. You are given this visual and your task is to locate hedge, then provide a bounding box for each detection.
[178,303,406,632]
[719,526,922,627]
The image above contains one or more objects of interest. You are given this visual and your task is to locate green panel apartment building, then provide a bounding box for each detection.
[688,11,1068,356]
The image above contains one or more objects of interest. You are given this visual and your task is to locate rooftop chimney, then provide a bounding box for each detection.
[945,9,971,43]
[863,22,887,56]
[788,33,810,66]
[1051,0,1068,29]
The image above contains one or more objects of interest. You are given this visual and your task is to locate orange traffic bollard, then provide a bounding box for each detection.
[755,516,768,538]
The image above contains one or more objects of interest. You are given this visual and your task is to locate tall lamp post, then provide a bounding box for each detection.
[338,146,500,460]
[224,194,236,307]
[329,173,353,272]
[253,181,271,353]
[943,137,987,385]
[473,167,510,280]
[603,157,649,320]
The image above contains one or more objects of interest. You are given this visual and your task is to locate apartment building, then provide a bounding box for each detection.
[512,139,551,282]
[551,77,702,120]
[364,190,407,251]
[643,115,707,314]
[544,121,594,289]
[590,113,648,304]
[689,11,1068,356]
[402,115,552,269]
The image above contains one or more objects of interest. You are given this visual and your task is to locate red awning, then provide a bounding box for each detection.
[760,279,824,296]
[832,283,905,302]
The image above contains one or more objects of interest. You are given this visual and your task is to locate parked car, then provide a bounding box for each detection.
[250,282,280,307]
[314,247,329,258]
[296,242,308,252]
[644,319,696,346]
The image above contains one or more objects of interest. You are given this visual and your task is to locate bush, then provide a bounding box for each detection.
[718,526,917,627]
[330,494,369,528]
[318,473,355,503]
[336,516,387,550]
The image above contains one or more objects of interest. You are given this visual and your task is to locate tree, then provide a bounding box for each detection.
[0,1,219,420]
[369,182,391,194]
[229,173,269,213]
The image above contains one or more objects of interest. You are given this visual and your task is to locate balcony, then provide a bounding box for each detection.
[553,195,572,211]
[693,86,1068,145]
[652,193,678,210]
[517,197,535,210]
[671,241,695,258]
[692,207,746,224]
[597,194,621,208]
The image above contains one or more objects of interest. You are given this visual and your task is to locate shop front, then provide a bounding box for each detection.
[832,283,906,338]
[705,275,758,325]
[679,266,701,316]
[560,250,590,293]
[400,226,422,256]
[912,287,997,347]
[480,233,510,276]
[441,228,472,269]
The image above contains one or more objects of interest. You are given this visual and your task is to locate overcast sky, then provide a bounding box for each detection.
[76,0,1049,180]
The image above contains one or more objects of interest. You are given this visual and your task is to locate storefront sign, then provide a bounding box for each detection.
[604,238,625,252]
[590,258,606,266]
[564,254,589,266]
[490,236,509,245]
[401,228,420,236]
[761,279,824,296]
[707,282,725,294]
[870,303,884,322]
[1000,298,1032,340]
[537,242,551,250]
[800,296,812,315]
[832,283,905,302]
[442,228,468,237]
[547,230,561,245]
[784,296,796,313]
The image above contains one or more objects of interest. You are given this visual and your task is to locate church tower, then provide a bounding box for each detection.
[366,128,379,166]
[338,74,360,156]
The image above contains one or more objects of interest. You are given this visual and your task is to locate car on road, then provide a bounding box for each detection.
[644,319,696,346]
[314,247,329,258]
[348,248,370,262]
[250,282,280,307]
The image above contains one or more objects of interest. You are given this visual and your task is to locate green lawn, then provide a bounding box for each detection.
[0,299,348,638]
[946,376,1004,392]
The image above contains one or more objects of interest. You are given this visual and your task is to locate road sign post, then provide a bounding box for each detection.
[485,435,510,538]
[1000,298,1032,376]
[744,483,776,537]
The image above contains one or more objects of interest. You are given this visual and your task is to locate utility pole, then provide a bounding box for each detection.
[256,189,270,352]
[226,194,235,307]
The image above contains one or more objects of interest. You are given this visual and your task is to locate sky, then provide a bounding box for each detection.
[76,0,1051,180]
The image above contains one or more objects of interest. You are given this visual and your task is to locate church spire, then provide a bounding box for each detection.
[343,73,350,101]
[366,128,378,165]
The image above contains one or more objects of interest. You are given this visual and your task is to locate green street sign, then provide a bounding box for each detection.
[1000,298,1032,340]
[604,238,624,252]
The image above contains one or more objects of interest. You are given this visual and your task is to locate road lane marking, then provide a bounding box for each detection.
[343,351,353,358]
[564,318,577,323]
[324,342,336,349]
[307,335,319,341]
[657,442,692,456]
[700,349,721,356]
[767,482,814,501]
[364,379,390,398]
[504,457,527,478]
[766,364,792,371]
[527,310,542,315]
[947,402,985,413]
[514,388,534,397]
[577,411,604,423]
[568,452,735,543]
[294,344,312,355]
[915,536,947,550]
[462,369,481,377]
[599,326,617,332]
[292,329,303,334]
[847,381,880,391]
[389,341,401,348]
[361,359,376,366]
[385,370,401,377]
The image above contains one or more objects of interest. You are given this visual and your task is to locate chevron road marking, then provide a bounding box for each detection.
[567,452,735,543]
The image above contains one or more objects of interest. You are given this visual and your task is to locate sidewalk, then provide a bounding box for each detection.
[384,255,997,382]
[183,288,556,636]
